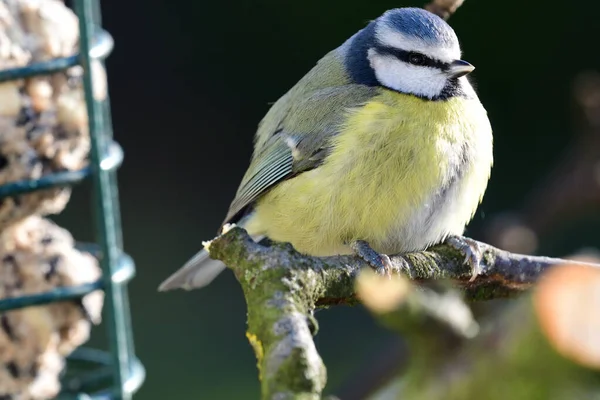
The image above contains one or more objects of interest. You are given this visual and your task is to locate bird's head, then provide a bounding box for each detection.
[345,8,474,100]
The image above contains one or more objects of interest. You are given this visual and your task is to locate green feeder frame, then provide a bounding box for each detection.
[0,0,144,399]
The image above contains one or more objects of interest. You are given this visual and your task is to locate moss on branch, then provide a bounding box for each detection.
[207,227,600,399]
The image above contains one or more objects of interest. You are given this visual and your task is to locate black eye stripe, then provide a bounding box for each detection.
[374,45,449,71]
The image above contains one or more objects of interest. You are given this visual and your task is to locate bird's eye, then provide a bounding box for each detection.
[408,53,426,66]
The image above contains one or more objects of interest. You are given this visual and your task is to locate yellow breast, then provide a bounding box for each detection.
[245,90,493,256]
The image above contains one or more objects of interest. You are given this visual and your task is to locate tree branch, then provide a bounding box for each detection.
[367,263,600,400]
[206,227,600,399]
[209,227,599,302]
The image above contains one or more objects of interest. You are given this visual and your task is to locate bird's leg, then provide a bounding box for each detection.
[444,235,483,282]
[349,240,393,278]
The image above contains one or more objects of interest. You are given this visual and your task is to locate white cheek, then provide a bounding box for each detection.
[368,51,448,99]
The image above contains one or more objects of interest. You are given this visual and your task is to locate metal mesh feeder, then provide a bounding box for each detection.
[0,0,144,399]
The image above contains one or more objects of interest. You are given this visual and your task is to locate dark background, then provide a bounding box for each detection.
[54,0,600,398]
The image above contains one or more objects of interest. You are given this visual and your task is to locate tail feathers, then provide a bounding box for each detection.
[158,249,226,292]
[160,213,263,292]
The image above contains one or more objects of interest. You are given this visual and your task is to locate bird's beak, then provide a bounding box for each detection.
[448,60,475,78]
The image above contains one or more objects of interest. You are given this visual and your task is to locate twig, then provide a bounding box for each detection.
[206,227,600,399]
[210,227,600,301]
[425,0,466,19]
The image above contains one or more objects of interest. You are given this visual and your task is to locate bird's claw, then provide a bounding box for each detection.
[374,253,394,279]
[445,235,483,282]
[350,240,394,279]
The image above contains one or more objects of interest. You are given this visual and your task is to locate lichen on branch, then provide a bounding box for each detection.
[206,227,600,399]
[209,227,600,303]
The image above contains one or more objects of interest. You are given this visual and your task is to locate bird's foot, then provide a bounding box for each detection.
[444,235,483,282]
[350,240,394,278]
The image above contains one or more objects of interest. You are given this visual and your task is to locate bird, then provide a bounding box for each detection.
[158,7,493,292]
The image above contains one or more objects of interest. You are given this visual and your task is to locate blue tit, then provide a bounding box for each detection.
[159,7,493,292]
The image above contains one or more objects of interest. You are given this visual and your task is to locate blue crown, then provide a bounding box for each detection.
[380,8,457,47]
